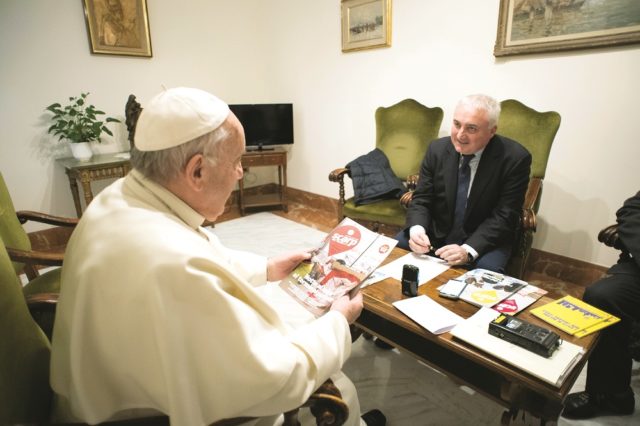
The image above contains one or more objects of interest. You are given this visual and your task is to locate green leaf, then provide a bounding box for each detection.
[43,92,120,144]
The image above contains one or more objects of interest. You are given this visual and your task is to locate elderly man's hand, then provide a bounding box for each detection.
[330,292,363,324]
[435,244,469,266]
[266,250,312,282]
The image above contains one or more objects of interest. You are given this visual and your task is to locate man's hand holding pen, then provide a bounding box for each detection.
[408,225,432,254]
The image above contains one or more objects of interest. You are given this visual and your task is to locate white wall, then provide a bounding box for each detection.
[1,0,638,268]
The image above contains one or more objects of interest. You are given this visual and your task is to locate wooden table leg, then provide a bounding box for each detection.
[281,163,288,212]
[79,170,94,211]
[66,172,83,218]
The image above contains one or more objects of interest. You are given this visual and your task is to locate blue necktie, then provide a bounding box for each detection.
[446,154,474,244]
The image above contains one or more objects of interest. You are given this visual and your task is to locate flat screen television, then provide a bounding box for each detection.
[229,103,293,151]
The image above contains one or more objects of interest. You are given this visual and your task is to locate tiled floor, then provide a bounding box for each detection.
[215,203,639,426]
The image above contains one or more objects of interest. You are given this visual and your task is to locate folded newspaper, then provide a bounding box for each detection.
[279,217,397,316]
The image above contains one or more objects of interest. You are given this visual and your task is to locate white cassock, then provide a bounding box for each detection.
[50,170,363,426]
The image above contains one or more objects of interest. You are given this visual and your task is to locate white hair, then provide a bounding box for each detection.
[456,94,501,128]
[130,124,229,185]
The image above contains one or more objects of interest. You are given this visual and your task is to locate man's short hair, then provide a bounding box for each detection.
[457,94,501,128]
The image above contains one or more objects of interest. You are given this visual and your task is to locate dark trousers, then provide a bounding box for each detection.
[584,270,640,394]
[394,230,511,273]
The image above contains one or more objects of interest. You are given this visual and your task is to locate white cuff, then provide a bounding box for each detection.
[461,244,478,261]
[409,225,426,239]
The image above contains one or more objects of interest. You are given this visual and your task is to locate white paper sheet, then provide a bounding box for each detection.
[364,252,449,287]
[393,295,464,335]
[451,308,585,387]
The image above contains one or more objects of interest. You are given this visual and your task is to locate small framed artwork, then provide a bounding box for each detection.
[341,0,392,52]
[82,0,152,57]
[494,0,640,57]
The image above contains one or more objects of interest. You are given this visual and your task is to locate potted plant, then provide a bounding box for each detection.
[45,92,120,161]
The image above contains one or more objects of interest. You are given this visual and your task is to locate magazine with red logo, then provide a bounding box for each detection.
[493,283,548,315]
[279,217,397,316]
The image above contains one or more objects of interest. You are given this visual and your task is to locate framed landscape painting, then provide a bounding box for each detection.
[494,0,640,57]
[341,0,392,52]
[82,0,152,57]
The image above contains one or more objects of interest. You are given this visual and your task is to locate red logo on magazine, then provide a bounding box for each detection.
[494,299,518,314]
[328,225,361,255]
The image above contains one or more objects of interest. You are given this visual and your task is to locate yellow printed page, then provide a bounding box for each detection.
[530,295,618,335]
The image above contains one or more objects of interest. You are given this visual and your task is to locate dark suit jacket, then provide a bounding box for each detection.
[610,190,640,276]
[405,135,531,256]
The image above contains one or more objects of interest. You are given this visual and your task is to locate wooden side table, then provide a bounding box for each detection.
[56,153,131,217]
[239,149,288,215]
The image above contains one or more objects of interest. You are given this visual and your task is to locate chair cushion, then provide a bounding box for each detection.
[342,198,407,227]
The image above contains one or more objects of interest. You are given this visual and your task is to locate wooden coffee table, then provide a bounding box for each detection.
[357,248,599,425]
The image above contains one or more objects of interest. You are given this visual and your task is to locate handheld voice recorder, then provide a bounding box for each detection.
[489,314,561,358]
[401,264,419,297]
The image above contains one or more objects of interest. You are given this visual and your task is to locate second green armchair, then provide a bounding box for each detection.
[329,98,444,234]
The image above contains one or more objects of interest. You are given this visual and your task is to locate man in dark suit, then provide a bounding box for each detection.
[396,94,531,272]
[562,191,639,419]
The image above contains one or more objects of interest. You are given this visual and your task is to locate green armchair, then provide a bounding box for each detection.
[399,99,560,278]
[497,99,561,278]
[329,98,443,234]
[0,172,76,289]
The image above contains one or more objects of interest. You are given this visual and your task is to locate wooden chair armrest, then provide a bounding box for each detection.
[405,174,419,190]
[400,191,414,208]
[25,292,59,307]
[302,378,348,426]
[329,168,351,205]
[521,178,542,232]
[398,174,420,208]
[328,167,350,182]
[598,223,627,252]
[16,210,78,227]
[6,246,64,267]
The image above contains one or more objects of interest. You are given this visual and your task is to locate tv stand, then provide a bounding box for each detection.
[239,148,287,215]
[246,145,275,152]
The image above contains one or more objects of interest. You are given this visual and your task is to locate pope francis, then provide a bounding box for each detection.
[50,87,384,426]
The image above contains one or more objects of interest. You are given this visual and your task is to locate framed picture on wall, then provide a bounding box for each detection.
[82,0,152,57]
[341,0,392,52]
[494,0,640,57]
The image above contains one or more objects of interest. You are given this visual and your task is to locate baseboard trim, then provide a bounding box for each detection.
[527,248,608,288]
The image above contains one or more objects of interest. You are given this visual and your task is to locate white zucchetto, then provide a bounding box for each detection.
[135,87,230,151]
